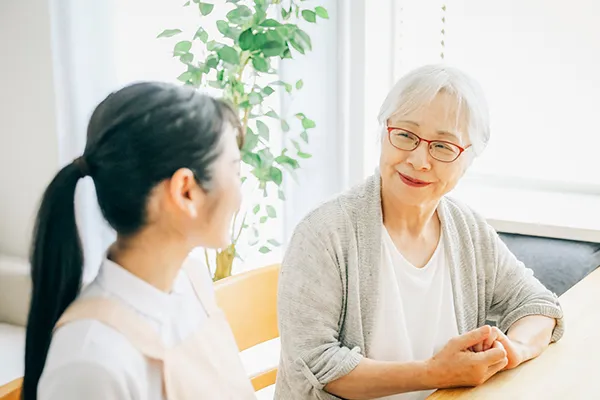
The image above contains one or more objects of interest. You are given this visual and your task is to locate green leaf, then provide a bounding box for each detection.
[281,7,291,20]
[295,29,312,51]
[275,155,299,169]
[268,239,281,247]
[269,167,283,186]
[243,131,259,151]
[265,110,279,118]
[300,131,309,143]
[260,216,268,223]
[253,204,260,214]
[217,45,239,64]
[297,151,312,159]
[256,120,269,139]
[184,1,191,6]
[239,29,254,50]
[259,246,271,254]
[208,80,223,89]
[258,148,274,164]
[199,2,214,16]
[285,83,293,93]
[206,40,222,51]
[281,120,290,132]
[292,139,301,151]
[302,118,316,129]
[266,205,277,218]
[226,5,253,24]
[315,6,329,19]
[173,41,192,56]
[194,27,209,42]
[265,29,285,44]
[252,56,269,73]
[289,37,306,55]
[262,86,275,96]
[278,189,286,200]
[242,152,261,168]
[180,53,194,64]
[216,20,229,36]
[157,29,182,38]
[262,41,285,57]
[248,92,262,105]
[205,54,219,69]
[296,79,304,90]
[177,71,193,82]
[261,19,282,27]
[302,10,316,23]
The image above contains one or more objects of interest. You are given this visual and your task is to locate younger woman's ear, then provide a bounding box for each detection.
[168,168,204,218]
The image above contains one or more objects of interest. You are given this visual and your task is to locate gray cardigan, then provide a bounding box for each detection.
[275,173,564,400]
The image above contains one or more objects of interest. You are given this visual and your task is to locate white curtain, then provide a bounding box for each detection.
[50,0,119,282]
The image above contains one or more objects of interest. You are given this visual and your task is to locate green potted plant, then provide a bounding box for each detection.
[158,0,329,280]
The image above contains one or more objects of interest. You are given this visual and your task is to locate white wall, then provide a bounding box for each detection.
[0,0,59,258]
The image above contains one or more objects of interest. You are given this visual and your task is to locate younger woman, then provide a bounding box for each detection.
[23,82,256,399]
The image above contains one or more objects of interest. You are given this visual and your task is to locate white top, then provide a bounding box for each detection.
[38,253,213,400]
[369,226,459,400]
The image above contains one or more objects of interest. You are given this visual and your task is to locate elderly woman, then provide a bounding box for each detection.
[275,64,563,400]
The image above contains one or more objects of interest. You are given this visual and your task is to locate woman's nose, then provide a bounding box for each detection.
[405,141,432,171]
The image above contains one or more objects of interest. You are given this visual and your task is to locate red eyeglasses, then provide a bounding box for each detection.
[387,127,470,163]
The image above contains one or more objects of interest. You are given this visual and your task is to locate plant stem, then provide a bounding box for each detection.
[235,211,248,243]
[204,248,211,276]
[231,209,239,242]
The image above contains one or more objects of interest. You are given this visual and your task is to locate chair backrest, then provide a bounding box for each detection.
[214,264,280,392]
[0,378,22,400]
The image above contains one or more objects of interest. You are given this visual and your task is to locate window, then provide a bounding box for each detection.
[360,0,600,241]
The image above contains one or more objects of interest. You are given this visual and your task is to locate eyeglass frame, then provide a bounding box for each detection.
[386,126,470,163]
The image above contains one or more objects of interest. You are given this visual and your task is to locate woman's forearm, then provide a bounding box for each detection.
[506,315,556,361]
[324,358,434,400]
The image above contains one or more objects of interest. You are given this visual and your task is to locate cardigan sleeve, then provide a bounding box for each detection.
[488,226,565,342]
[277,219,363,396]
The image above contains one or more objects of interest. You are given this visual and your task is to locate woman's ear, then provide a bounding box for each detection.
[168,168,204,219]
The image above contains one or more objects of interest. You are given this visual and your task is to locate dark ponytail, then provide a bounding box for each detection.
[22,162,86,399]
[23,81,242,399]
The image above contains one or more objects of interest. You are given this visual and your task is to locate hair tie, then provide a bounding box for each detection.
[73,156,90,178]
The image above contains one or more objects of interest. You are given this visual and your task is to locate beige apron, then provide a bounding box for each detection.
[55,262,257,400]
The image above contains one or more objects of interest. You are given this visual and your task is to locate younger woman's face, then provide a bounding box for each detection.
[156,124,242,251]
[197,125,242,249]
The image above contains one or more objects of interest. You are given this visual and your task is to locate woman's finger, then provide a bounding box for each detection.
[483,327,499,351]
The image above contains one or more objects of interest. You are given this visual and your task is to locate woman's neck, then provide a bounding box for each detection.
[108,229,191,293]
[381,190,440,238]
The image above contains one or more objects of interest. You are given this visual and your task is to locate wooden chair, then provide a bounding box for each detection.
[214,264,280,392]
[0,377,22,400]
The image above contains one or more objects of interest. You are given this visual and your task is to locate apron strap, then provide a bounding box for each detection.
[182,255,220,317]
[55,297,166,360]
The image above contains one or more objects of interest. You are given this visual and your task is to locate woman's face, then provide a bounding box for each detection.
[195,125,242,249]
[158,124,242,250]
[379,91,472,207]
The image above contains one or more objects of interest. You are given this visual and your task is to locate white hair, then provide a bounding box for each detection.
[378,64,490,156]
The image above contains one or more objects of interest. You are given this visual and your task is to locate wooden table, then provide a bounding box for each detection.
[428,268,600,400]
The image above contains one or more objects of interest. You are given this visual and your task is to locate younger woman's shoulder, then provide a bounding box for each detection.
[40,318,144,400]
